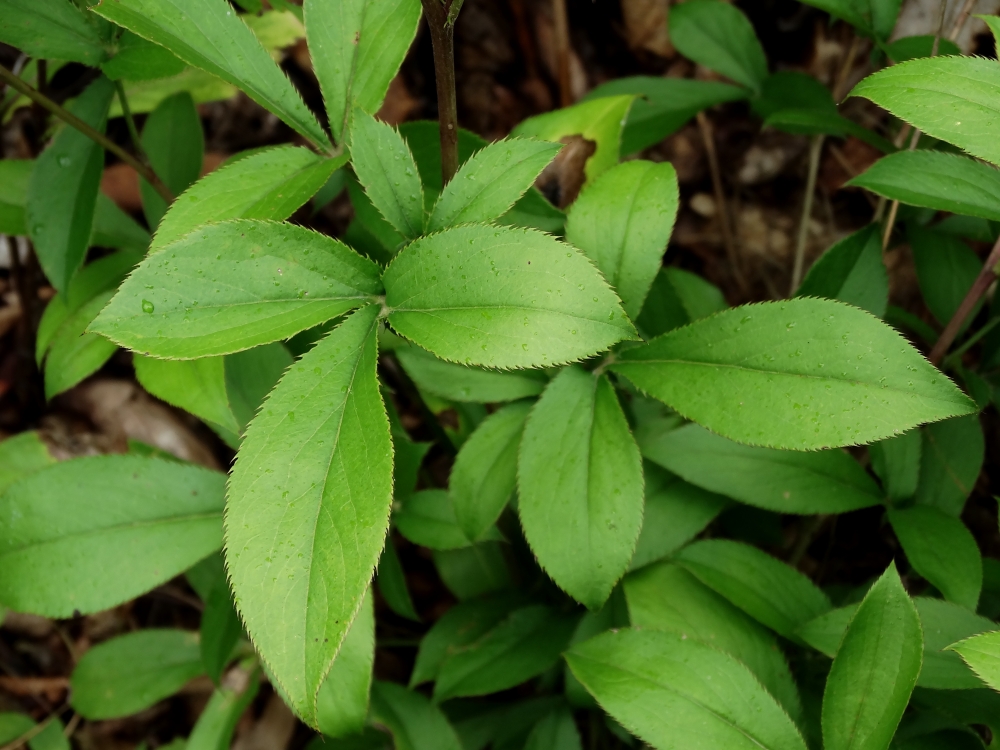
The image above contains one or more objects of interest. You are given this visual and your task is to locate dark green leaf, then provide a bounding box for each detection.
[91,193,151,251]
[395,345,546,404]
[910,228,981,330]
[799,0,900,40]
[523,708,582,750]
[0,0,109,65]
[796,225,888,317]
[224,343,293,431]
[915,415,983,516]
[636,266,728,338]
[200,578,242,683]
[0,159,34,235]
[140,92,204,228]
[669,0,768,93]
[316,590,374,738]
[395,490,503,550]
[870,429,921,500]
[135,355,239,434]
[101,31,186,81]
[377,537,420,621]
[370,681,463,750]
[916,597,993,689]
[43,291,118,400]
[433,542,512,601]
[885,35,961,62]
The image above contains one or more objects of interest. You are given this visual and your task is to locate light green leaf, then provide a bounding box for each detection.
[0,455,224,617]
[519,367,643,609]
[395,490,502,550]
[92,0,331,149]
[110,67,237,118]
[316,589,374,739]
[629,464,728,571]
[433,605,577,701]
[612,298,975,450]
[226,305,392,725]
[870,429,921,500]
[512,96,635,183]
[583,77,748,155]
[821,564,923,750]
[566,160,679,320]
[636,266,729,338]
[186,670,260,750]
[384,224,636,369]
[43,291,118,400]
[910,229,982,329]
[796,225,888,318]
[889,506,982,610]
[523,708,582,750]
[916,597,993,689]
[848,151,1000,223]
[377,538,420,621]
[640,424,883,514]
[0,159,33,235]
[28,76,114,294]
[427,138,561,232]
[101,31,187,81]
[677,539,832,638]
[566,628,808,750]
[350,109,425,238]
[370,681,463,750]
[395,345,546,403]
[0,0,110,65]
[450,401,531,542]
[70,630,204,719]
[140,92,204,228]
[0,432,56,496]
[409,595,517,687]
[305,0,421,143]
[625,561,803,721]
[92,220,382,359]
[949,630,1000,692]
[669,0,768,93]
[153,147,345,252]
[915,415,983,516]
[135,355,240,434]
[850,57,1000,167]
[886,34,961,62]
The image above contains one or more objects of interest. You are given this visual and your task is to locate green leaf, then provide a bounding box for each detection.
[796,604,858,658]
[629,464,728,571]
[140,92,204,228]
[70,630,204,719]
[848,152,1000,223]
[636,266,728,338]
[566,628,808,750]
[949,630,1000,692]
[916,597,993,689]
[915,415,983,516]
[304,0,421,143]
[850,57,1000,167]
[92,0,331,150]
[0,159,33,235]
[764,109,895,154]
[27,76,114,294]
[226,305,392,725]
[395,490,502,550]
[523,708,582,750]
[821,564,923,750]
[566,161,679,320]
[153,147,345,252]
[612,298,975,450]
[669,0,768,93]
[433,542,512,601]
[186,670,260,750]
[101,31,187,81]
[377,537,420,621]
[870,429,921,501]
[427,138,561,232]
[0,432,56,496]
[190,555,242,682]
[799,0,900,40]
[796,225,888,318]
[889,506,982,610]
[910,229,982,330]
[583,77,748,155]
[349,109,425,238]
[316,589,374,739]
[677,539,832,638]
[92,220,382,359]
[450,401,530,542]
[135,355,240,434]
[754,71,836,120]
[43,290,118,400]
[410,595,518,687]
[370,681,463,750]
[0,0,110,65]
[433,605,577,701]
[519,367,643,609]
[625,561,803,721]
[384,225,636,369]
[512,96,635,183]
[0,455,224,617]
[110,68,238,118]
[225,343,293,430]
[92,193,152,251]
[395,345,546,403]
[640,424,883,514]
[885,35,960,62]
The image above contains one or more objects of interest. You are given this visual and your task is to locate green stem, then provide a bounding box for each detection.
[114,80,151,167]
[0,64,174,203]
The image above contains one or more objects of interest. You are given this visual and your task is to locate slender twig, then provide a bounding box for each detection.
[420,0,460,186]
[943,316,1000,368]
[948,0,978,40]
[697,111,745,292]
[0,64,174,203]
[930,0,949,56]
[790,134,824,294]
[0,705,67,750]
[551,0,572,107]
[114,80,150,167]
[929,234,1000,365]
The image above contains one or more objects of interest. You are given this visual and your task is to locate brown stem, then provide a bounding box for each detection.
[948,0,978,40]
[929,234,1000,365]
[791,134,824,294]
[551,0,572,107]
[697,111,745,293]
[421,0,460,186]
[0,64,174,203]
